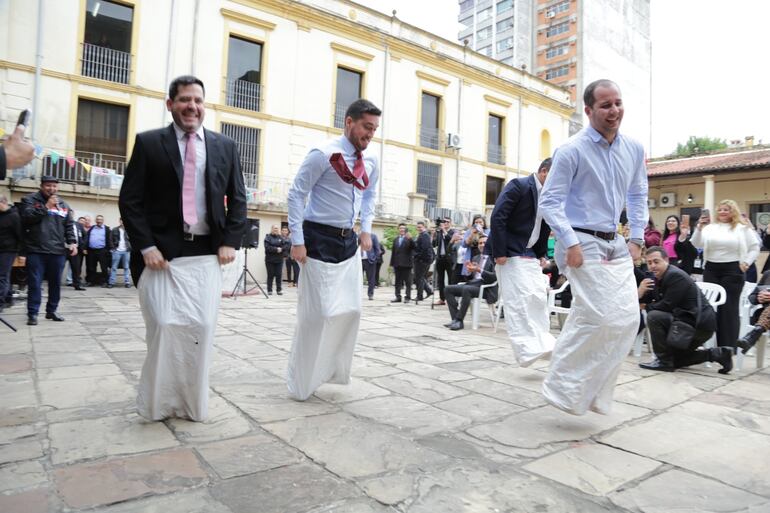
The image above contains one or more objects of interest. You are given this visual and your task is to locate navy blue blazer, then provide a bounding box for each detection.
[488,174,550,259]
[365,233,380,264]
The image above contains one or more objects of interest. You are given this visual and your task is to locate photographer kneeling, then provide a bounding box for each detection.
[640,246,733,374]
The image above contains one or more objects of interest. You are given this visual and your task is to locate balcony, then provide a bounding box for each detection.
[42,151,126,186]
[226,78,263,112]
[487,143,506,165]
[81,43,131,84]
[419,126,444,151]
[244,175,290,210]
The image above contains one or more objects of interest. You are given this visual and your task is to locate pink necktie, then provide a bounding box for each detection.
[182,133,198,227]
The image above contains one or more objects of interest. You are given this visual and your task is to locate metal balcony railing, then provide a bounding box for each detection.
[419,126,443,150]
[81,43,131,84]
[40,151,126,185]
[245,175,290,207]
[333,103,348,129]
[487,143,506,165]
[226,78,262,112]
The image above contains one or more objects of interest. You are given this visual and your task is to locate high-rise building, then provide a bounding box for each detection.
[459,0,651,145]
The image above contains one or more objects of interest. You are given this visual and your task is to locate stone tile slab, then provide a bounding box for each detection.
[601,411,770,496]
[265,412,448,479]
[49,414,179,464]
[0,460,49,493]
[0,373,38,409]
[469,365,547,393]
[343,396,469,436]
[210,463,360,513]
[35,350,113,368]
[0,354,32,374]
[380,345,475,364]
[216,384,338,423]
[168,395,252,443]
[90,489,232,513]
[196,432,303,479]
[614,373,707,410]
[524,443,661,496]
[395,361,472,382]
[0,424,44,464]
[674,400,770,436]
[434,393,524,422]
[39,374,135,409]
[611,469,770,512]
[453,378,548,408]
[468,402,650,449]
[371,372,467,403]
[304,498,394,513]
[0,488,55,513]
[36,363,122,381]
[314,378,391,403]
[54,448,207,509]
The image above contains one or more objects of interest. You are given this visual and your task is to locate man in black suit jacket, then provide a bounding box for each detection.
[444,235,497,330]
[118,76,247,421]
[640,246,732,373]
[389,223,415,303]
[487,158,555,366]
[433,218,455,299]
[68,216,87,290]
[413,221,434,302]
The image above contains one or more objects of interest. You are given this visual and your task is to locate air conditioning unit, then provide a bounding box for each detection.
[546,11,555,18]
[659,192,677,207]
[447,133,462,149]
[647,198,657,209]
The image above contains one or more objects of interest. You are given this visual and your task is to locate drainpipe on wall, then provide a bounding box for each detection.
[191,0,200,75]
[455,42,468,211]
[516,94,523,177]
[379,37,389,204]
[162,0,177,124]
[31,0,44,141]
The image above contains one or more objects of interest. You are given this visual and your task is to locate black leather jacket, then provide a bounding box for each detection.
[20,191,75,255]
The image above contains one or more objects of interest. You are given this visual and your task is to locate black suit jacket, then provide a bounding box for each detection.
[433,228,455,259]
[119,124,247,281]
[414,231,435,263]
[646,264,715,331]
[468,254,498,303]
[488,174,550,259]
[85,225,113,250]
[390,235,415,268]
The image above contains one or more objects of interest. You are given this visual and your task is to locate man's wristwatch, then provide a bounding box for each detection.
[629,238,644,247]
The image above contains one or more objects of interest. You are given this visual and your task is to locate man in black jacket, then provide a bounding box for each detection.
[0,194,22,309]
[390,223,415,303]
[640,246,732,373]
[67,216,87,290]
[108,218,132,288]
[444,235,497,330]
[413,221,434,303]
[20,176,77,325]
[432,218,455,299]
[264,225,285,295]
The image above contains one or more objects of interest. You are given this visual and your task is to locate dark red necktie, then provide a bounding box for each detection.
[329,152,369,190]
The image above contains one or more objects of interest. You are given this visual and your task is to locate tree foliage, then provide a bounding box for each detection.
[674,136,727,157]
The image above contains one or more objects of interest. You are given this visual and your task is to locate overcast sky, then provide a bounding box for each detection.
[355,0,770,157]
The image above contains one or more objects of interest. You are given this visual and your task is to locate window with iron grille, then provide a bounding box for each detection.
[66,98,129,183]
[420,93,441,150]
[334,67,363,128]
[546,65,569,79]
[546,43,569,59]
[221,123,260,189]
[487,114,505,165]
[486,176,505,205]
[552,1,570,14]
[227,36,263,112]
[82,0,133,84]
[546,22,569,37]
[417,161,440,214]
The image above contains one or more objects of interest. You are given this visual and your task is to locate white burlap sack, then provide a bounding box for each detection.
[287,254,362,400]
[542,258,638,415]
[498,257,555,367]
[136,255,222,421]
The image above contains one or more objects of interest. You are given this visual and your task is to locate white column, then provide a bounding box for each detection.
[703,174,715,215]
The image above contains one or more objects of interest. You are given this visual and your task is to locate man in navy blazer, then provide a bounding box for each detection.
[362,232,381,300]
[488,158,555,366]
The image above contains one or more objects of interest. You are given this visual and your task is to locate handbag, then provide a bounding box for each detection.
[665,291,702,350]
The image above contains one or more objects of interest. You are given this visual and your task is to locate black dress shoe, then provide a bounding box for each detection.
[27,315,38,326]
[712,347,733,375]
[736,326,765,354]
[368,295,373,300]
[125,283,131,288]
[390,298,402,303]
[45,312,65,322]
[449,320,464,331]
[74,286,86,291]
[404,298,411,304]
[106,284,114,289]
[277,291,283,296]
[443,321,455,327]
[425,288,434,297]
[639,359,675,372]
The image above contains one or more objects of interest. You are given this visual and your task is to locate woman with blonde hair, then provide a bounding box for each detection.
[691,199,760,350]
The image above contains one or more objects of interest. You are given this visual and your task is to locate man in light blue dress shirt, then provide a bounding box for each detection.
[286,99,381,400]
[538,79,648,415]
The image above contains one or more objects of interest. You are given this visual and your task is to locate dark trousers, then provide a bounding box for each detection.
[413,260,432,300]
[647,310,715,367]
[302,221,358,264]
[453,263,465,284]
[363,260,377,297]
[445,279,482,322]
[285,258,300,283]
[26,252,66,316]
[266,261,283,292]
[68,251,83,287]
[704,261,744,347]
[435,256,453,300]
[375,262,383,285]
[0,251,16,305]
[394,266,412,299]
[86,247,110,285]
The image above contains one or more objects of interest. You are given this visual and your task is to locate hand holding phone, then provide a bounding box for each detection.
[17,109,31,128]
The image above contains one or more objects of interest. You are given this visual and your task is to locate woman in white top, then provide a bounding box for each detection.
[691,199,760,349]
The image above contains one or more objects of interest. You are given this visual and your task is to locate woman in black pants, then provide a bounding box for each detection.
[264,225,285,295]
[691,200,760,349]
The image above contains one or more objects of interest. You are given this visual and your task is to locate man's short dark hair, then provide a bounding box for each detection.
[416,221,425,227]
[398,223,406,228]
[583,79,619,108]
[345,99,381,121]
[168,75,205,100]
[538,158,552,172]
[646,246,669,261]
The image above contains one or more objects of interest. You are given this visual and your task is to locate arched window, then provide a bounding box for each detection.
[540,129,551,160]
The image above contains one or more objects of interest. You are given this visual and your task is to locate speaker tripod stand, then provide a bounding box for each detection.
[230,247,268,299]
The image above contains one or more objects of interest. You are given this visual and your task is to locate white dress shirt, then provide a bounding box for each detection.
[172,123,209,235]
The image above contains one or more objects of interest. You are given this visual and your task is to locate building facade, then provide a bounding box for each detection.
[458,0,651,145]
[1,0,571,280]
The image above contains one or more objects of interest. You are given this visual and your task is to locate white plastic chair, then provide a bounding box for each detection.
[547,280,570,328]
[695,282,727,368]
[471,281,499,330]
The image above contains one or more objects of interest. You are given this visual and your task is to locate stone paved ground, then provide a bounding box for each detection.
[1,284,769,513]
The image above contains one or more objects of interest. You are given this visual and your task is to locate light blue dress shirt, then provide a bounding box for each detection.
[539,126,648,248]
[288,135,379,246]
